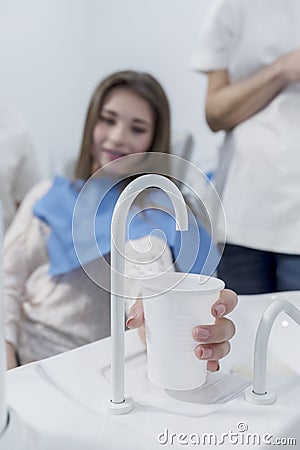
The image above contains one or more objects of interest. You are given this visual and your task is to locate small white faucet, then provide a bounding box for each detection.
[106,174,188,414]
[244,299,300,405]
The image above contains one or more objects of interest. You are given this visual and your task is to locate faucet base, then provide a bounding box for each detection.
[0,408,31,449]
[104,396,134,414]
[243,386,276,405]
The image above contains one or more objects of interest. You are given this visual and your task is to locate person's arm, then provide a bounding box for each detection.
[127,289,238,372]
[6,342,17,370]
[4,182,51,369]
[124,234,175,343]
[205,48,300,132]
[124,234,174,314]
[4,211,32,369]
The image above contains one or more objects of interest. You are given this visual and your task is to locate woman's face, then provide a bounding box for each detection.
[91,86,155,174]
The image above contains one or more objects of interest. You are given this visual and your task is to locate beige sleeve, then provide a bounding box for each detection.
[3,181,51,349]
[124,235,175,316]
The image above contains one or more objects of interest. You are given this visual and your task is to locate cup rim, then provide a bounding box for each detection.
[139,272,225,293]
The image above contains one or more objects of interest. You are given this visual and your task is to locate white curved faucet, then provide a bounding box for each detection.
[244,299,300,405]
[108,174,188,414]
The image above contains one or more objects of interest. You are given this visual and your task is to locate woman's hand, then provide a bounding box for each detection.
[191,288,237,372]
[276,48,300,84]
[6,341,18,370]
[126,288,238,372]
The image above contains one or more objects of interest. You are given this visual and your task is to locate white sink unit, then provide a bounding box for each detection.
[2,290,300,449]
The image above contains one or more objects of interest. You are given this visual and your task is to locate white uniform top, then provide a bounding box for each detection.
[191,0,300,254]
[0,108,41,231]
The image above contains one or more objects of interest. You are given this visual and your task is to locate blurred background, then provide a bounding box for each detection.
[0,0,223,178]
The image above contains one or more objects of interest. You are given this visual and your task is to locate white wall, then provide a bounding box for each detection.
[0,0,223,178]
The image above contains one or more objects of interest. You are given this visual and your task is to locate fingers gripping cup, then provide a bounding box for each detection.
[140,273,225,390]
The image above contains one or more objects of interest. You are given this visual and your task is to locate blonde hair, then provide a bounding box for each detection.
[75,70,171,180]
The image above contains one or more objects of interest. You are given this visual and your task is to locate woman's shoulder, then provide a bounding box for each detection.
[21,180,54,207]
[24,176,76,204]
[4,180,54,245]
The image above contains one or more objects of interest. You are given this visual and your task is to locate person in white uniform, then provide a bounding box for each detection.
[4,70,237,370]
[0,108,41,231]
[192,0,300,294]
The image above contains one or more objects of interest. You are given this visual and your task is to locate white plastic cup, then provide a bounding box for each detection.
[140,273,225,390]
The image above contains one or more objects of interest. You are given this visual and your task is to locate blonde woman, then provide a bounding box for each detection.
[4,71,236,370]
